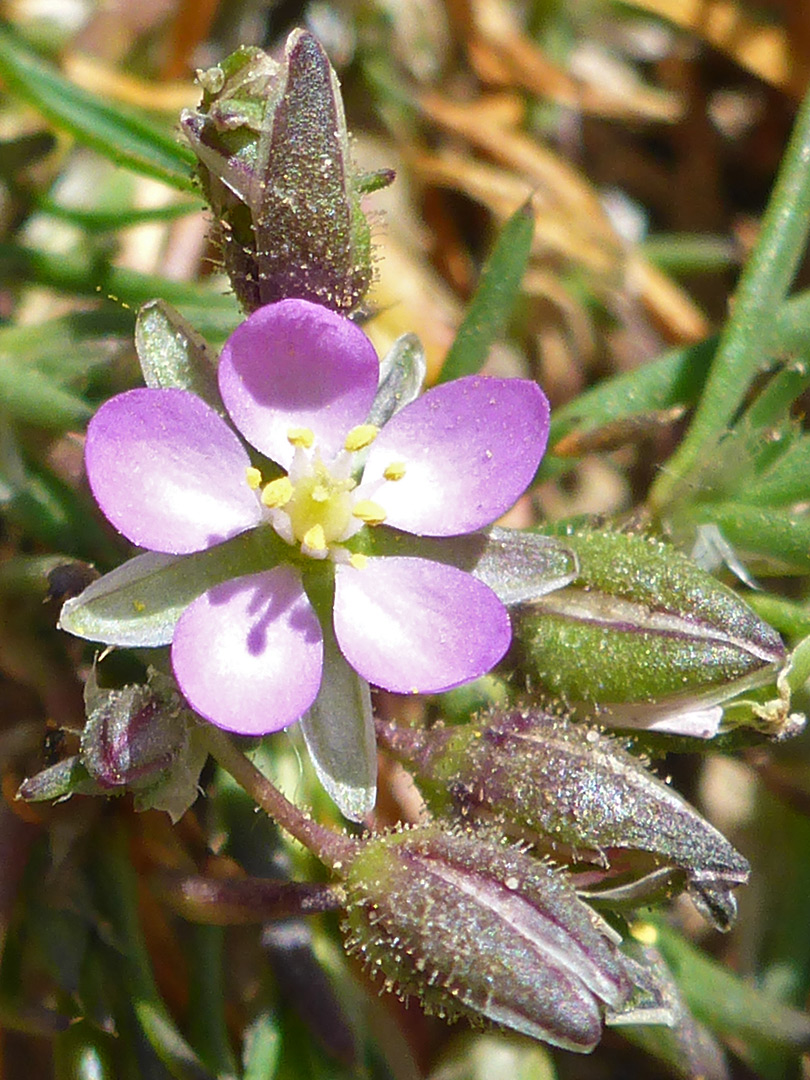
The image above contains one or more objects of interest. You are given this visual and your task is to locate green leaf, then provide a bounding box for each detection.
[38,196,202,233]
[649,919,810,1077]
[242,1014,281,1080]
[0,242,242,341]
[0,22,196,192]
[690,503,810,574]
[738,435,810,506]
[640,232,739,275]
[436,200,534,383]
[543,288,810,481]
[0,358,92,428]
[650,85,810,512]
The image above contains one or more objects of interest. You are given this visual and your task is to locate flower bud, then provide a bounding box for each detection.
[180,31,391,314]
[510,529,786,737]
[19,670,206,822]
[80,668,189,791]
[376,710,749,931]
[342,823,665,1052]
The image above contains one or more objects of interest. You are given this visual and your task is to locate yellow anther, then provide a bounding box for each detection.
[245,466,262,490]
[349,553,368,570]
[383,461,406,481]
[287,427,315,449]
[344,424,379,452]
[629,922,659,946]
[352,500,387,525]
[302,524,327,552]
[133,599,145,612]
[261,476,293,508]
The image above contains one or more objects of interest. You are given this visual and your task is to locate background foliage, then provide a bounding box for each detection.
[2,1,810,1077]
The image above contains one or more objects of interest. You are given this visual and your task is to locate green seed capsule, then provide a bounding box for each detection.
[510,529,785,735]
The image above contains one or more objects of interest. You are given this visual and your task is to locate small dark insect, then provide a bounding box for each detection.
[42,721,66,767]
[46,561,99,604]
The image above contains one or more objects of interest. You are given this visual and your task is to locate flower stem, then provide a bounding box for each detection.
[198,723,358,872]
[649,84,810,513]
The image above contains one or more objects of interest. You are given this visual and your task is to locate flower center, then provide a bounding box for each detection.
[246,424,401,560]
[286,461,355,549]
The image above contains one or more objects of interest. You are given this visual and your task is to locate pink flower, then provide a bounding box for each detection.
[81,299,549,737]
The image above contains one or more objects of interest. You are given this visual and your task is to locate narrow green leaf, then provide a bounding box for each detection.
[92,828,217,1080]
[691,503,810,574]
[0,358,92,428]
[745,594,810,643]
[742,356,810,431]
[38,196,202,233]
[0,242,241,341]
[650,918,810,1077]
[436,200,534,383]
[650,85,810,512]
[242,1014,281,1080]
[0,22,196,192]
[186,927,238,1079]
[640,232,739,275]
[542,288,810,482]
[739,435,810,506]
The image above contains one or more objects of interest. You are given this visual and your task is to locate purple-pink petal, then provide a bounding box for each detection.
[171,566,323,735]
[218,299,379,469]
[333,556,511,693]
[360,376,549,536]
[85,388,262,554]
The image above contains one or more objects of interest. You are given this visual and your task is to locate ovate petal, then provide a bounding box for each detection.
[86,388,262,554]
[334,556,511,693]
[171,566,323,735]
[361,376,549,536]
[218,299,379,468]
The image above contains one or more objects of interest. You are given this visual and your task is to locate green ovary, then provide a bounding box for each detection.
[285,464,354,545]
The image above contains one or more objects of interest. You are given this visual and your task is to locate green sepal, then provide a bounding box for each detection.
[59,527,288,647]
[135,300,223,413]
[361,525,578,606]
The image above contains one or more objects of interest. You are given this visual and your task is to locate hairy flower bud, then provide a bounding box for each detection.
[510,529,786,737]
[342,823,667,1052]
[18,669,206,822]
[80,668,188,790]
[376,710,749,931]
[181,31,391,314]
